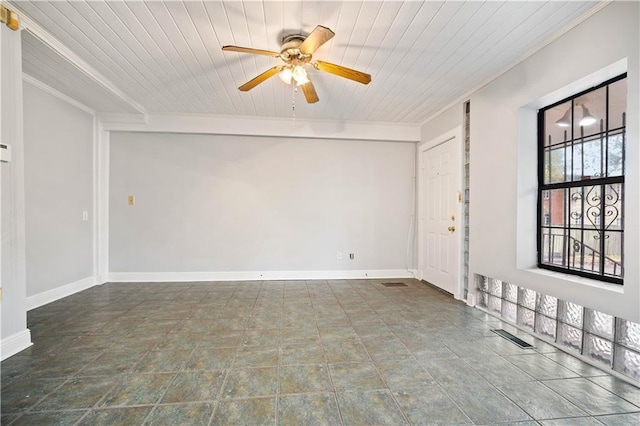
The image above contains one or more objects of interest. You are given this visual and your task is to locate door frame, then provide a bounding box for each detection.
[417,126,464,300]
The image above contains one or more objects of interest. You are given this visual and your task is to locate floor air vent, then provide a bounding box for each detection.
[491,329,535,349]
[381,282,408,287]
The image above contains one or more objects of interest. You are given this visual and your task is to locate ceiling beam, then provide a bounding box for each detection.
[99,112,420,143]
[13,5,147,117]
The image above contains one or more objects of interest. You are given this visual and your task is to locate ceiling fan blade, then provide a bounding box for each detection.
[314,60,371,85]
[238,66,282,91]
[222,45,280,57]
[301,81,319,104]
[299,25,335,55]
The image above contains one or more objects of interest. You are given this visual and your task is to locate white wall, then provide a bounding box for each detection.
[109,132,415,279]
[420,104,464,144]
[23,81,95,300]
[467,2,639,321]
[1,25,31,360]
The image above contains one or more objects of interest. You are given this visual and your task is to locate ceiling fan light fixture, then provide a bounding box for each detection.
[223,25,370,103]
[292,65,309,85]
[278,67,293,84]
[579,104,597,126]
[294,75,309,86]
[556,108,571,127]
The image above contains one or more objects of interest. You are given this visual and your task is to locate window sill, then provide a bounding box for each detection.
[520,267,624,293]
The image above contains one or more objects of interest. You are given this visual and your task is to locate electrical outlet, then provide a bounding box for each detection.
[82,211,89,221]
[128,195,135,206]
[336,252,343,260]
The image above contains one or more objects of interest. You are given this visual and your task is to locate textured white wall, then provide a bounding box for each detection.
[23,82,94,297]
[109,132,415,275]
[468,2,639,321]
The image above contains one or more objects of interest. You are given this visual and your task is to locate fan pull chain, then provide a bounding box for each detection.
[291,84,297,124]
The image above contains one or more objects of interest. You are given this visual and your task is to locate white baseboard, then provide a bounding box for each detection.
[108,269,413,283]
[1,329,32,361]
[96,274,109,285]
[27,276,97,311]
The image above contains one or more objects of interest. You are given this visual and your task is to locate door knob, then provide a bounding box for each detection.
[448,226,455,232]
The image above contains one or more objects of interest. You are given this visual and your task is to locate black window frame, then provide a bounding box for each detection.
[537,73,626,285]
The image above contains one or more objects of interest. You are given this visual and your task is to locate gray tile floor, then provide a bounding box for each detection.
[2,279,640,425]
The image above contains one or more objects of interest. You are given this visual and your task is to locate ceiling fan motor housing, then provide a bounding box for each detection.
[280,34,310,63]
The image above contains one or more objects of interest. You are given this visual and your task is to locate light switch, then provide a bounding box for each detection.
[128,195,135,206]
[0,143,11,162]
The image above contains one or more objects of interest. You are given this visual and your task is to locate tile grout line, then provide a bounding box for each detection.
[206,295,247,426]
[314,290,346,426]
[5,279,639,424]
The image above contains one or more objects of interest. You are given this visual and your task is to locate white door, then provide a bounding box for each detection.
[419,132,461,297]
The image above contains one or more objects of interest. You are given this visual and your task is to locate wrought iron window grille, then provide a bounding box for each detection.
[537,74,626,284]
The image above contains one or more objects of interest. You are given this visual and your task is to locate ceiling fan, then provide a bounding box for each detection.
[222,25,371,103]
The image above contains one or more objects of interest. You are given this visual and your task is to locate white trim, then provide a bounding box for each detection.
[0,329,32,361]
[26,276,96,311]
[98,112,147,125]
[466,293,477,307]
[92,115,98,280]
[15,15,146,115]
[23,73,95,115]
[1,23,29,359]
[417,127,460,152]
[1,21,3,309]
[417,126,464,300]
[96,125,109,284]
[100,113,421,143]
[108,269,413,283]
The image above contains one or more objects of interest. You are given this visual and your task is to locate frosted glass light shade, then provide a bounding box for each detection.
[279,67,293,84]
[292,65,309,85]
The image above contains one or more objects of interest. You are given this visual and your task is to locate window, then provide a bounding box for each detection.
[538,74,626,284]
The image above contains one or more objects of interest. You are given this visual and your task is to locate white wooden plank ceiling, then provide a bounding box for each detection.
[12,1,599,124]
